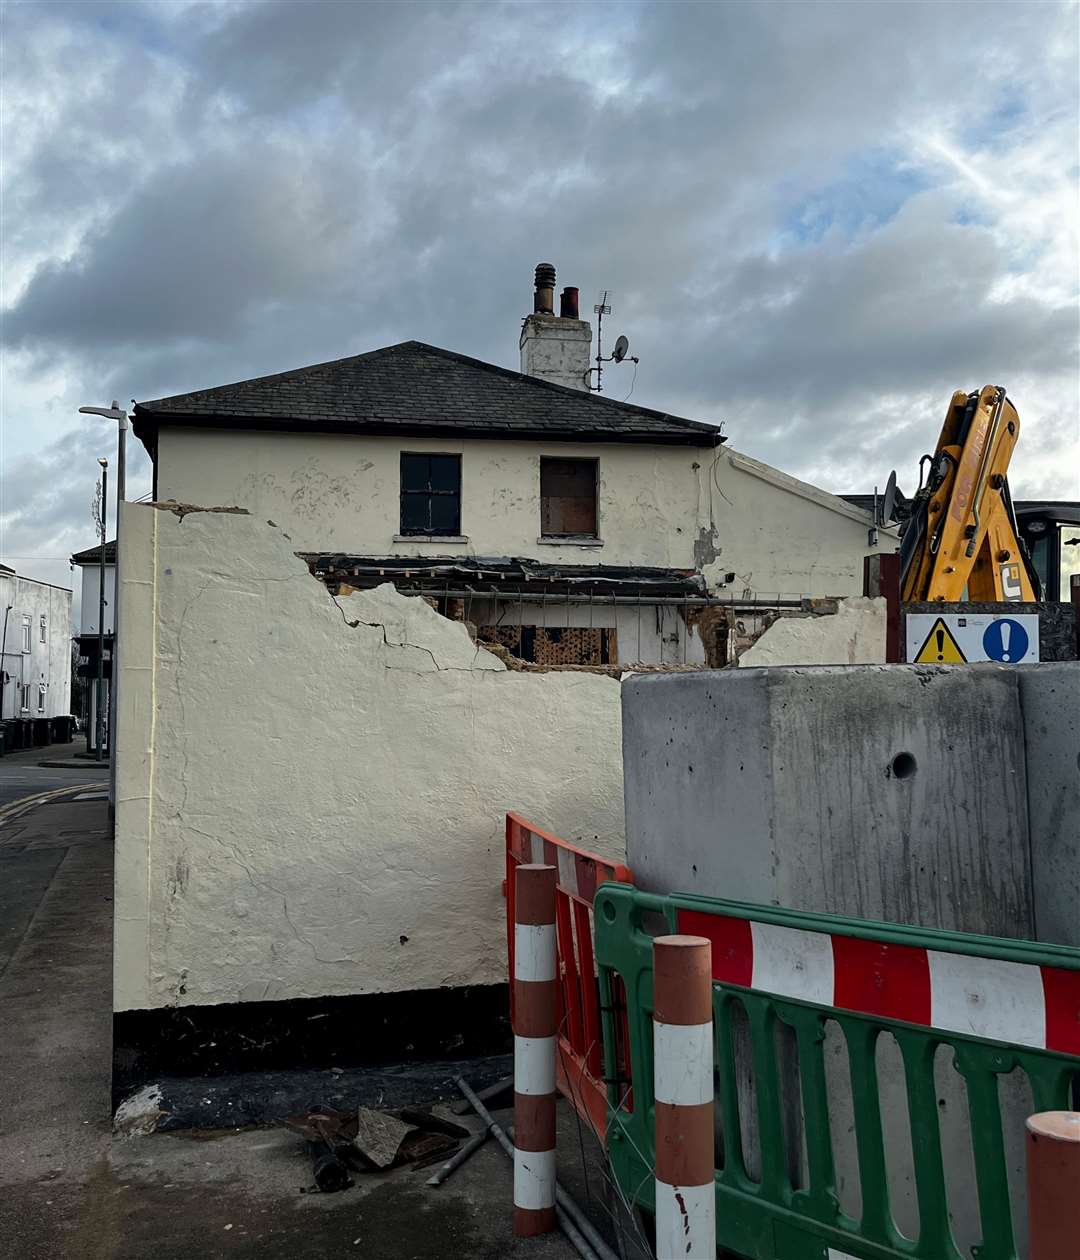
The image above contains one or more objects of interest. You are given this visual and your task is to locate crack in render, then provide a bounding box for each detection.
[184,822,353,966]
[329,591,447,672]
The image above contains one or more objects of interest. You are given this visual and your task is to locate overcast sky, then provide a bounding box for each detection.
[2,0,1077,594]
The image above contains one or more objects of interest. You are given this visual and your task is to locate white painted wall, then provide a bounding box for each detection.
[737,597,887,667]
[113,503,626,1012]
[156,428,887,600]
[0,571,72,720]
[79,563,116,635]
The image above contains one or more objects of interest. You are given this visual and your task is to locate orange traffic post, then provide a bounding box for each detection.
[512,863,557,1236]
[653,934,715,1260]
[1027,1111,1080,1259]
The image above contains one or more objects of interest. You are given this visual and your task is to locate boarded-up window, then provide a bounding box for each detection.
[540,458,598,537]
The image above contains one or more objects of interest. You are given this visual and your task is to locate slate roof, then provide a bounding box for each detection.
[71,540,116,565]
[132,340,724,448]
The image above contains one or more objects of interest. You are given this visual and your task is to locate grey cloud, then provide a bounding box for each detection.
[1,0,1076,590]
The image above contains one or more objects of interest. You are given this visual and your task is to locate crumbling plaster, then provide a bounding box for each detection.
[155,429,883,599]
[114,503,626,1012]
[738,597,887,667]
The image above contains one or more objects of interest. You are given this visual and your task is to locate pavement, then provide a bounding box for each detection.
[0,777,643,1258]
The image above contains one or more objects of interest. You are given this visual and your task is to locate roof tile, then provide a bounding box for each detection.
[133,340,722,447]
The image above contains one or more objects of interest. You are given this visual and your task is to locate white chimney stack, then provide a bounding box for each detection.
[519,262,592,392]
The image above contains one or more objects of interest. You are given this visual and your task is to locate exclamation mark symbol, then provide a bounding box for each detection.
[936,628,944,661]
[1000,622,1011,662]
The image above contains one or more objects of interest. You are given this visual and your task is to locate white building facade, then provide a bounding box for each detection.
[136,265,885,669]
[70,541,115,752]
[0,566,72,721]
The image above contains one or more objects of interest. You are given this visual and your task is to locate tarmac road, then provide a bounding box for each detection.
[0,740,105,813]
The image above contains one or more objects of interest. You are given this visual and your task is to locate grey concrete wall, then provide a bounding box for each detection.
[623,664,1034,937]
[1021,662,1080,946]
[622,661,1079,1257]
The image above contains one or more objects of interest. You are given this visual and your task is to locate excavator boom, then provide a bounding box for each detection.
[898,386,1040,603]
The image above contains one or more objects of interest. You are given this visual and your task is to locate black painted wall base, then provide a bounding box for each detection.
[112,983,511,1113]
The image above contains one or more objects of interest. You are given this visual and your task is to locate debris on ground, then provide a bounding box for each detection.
[113,1083,168,1136]
[282,1104,472,1191]
[355,1106,414,1168]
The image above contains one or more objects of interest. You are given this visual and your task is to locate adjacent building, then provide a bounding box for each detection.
[110,263,894,1099]
[70,540,116,752]
[130,265,885,668]
[0,565,72,722]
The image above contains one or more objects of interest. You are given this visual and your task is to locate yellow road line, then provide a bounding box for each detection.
[0,783,99,827]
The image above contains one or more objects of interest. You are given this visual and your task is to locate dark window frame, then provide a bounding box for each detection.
[399,452,462,537]
[539,456,599,538]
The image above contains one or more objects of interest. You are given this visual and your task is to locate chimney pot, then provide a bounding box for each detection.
[533,262,556,315]
[559,287,579,319]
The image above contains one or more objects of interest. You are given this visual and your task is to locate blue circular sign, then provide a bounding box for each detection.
[982,618,1029,663]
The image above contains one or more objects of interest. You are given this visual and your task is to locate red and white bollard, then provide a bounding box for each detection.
[1027,1110,1080,1260]
[513,863,558,1236]
[653,934,716,1260]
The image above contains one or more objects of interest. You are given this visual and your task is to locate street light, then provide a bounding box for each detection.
[95,458,108,763]
[81,402,127,784]
[79,402,127,503]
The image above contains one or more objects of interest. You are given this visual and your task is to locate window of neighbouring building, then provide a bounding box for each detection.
[400,453,461,536]
[40,614,47,643]
[21,617,31,652]
[540,457,598,537]
[20,683,30,711]
[37,683,46,713]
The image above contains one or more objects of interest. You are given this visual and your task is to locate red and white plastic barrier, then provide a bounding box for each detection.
[505,812,635,1141]
[679,908,1080,1053]
[653,934,715,1260]
[1027,1111,1080,1260]
[513,862,557,1237]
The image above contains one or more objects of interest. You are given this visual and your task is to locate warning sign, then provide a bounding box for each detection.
[905,612,1040,664]
[913,617,967,663]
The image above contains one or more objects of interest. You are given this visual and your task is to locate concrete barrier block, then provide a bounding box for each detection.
[623,664,1033,938]
[1020,663,1080,946]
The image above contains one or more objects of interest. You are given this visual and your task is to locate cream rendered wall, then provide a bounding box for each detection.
[737,597,887,667]
[113,502,625,1012]
[155,428,885,599]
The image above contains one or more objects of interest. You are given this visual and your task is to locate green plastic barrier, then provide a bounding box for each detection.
[594,884,1080,1260]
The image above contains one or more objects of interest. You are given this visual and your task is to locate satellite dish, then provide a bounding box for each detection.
[612,335,629,363]
[881,471,899,525]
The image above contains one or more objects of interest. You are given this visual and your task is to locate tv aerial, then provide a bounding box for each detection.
[586,291,638,392]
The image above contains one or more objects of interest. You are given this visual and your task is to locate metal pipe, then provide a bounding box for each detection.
[454,1077,619,1260]
[95,462,107,762]
[327,585,802,610]
[425,1127,490,1187]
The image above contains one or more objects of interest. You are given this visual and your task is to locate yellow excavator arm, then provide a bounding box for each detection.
[897,386,1040,603]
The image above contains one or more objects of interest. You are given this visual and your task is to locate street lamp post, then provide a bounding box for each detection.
[81,403,127,780]
[79,402,127,503]
[95,459,108,763]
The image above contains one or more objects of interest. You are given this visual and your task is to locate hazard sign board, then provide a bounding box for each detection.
[905,612,1040,664]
